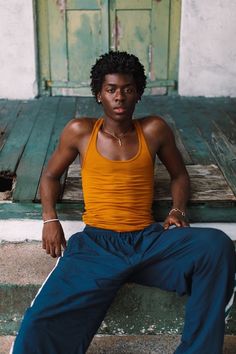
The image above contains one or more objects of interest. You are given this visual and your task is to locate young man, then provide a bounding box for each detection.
[12,51,235,354]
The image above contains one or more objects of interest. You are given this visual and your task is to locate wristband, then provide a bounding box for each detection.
[169,208,186,217]
[43,218,60,224]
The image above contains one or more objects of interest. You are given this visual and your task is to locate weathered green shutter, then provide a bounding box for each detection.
[38,0,180,95]
[110,0,174,94]
[48,0,109,95]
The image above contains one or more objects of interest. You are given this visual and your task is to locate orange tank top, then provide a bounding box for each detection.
[81,118,155,232]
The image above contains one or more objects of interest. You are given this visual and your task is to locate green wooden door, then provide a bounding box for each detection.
[37,0,181,96]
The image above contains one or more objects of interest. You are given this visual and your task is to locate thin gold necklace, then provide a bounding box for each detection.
[101,124,133,146]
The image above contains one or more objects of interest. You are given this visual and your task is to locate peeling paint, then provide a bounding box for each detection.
[115,15,122,49]
[56,0,66,15]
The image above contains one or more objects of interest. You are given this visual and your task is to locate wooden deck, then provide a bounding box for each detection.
[0,96,235,222]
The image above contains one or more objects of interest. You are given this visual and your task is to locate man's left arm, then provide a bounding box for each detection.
[156,121,190,229]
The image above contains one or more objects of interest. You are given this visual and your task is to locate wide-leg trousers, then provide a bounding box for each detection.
[11,223,236,354]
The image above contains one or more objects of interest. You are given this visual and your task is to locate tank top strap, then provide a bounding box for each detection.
[134,119,153,162]
[82,118,103,168]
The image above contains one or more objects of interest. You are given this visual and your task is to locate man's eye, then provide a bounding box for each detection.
[124,88,133,94]
[107,88,115,93]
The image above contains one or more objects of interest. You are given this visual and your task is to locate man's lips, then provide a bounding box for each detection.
[113,107,126,113]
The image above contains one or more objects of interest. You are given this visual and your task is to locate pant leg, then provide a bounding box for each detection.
[130,224,236,354]
[11,229,131,354]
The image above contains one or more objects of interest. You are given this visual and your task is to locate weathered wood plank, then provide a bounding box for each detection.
[185,98,236,195]
[75,96,102,118]
[134,96,216,165]
[210,121,236,195]
[12,98,60,201]
[154,164,236,201]
[0,100,21,151]
[0,100,42,175]
[161,113,192,164]
[0,201,236,223]
[162,98,216,164]
[35,97,77,201]
[62,163,236,203]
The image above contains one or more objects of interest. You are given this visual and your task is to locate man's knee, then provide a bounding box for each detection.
[196,227,235,264]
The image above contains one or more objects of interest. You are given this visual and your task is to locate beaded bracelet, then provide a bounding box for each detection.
[43,218,60,224]
[169,208,186,217]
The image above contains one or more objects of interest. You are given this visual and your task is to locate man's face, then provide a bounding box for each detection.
[98,73,139,121]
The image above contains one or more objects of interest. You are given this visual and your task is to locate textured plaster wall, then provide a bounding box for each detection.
[179,0,236,97]
[0,0,37,99]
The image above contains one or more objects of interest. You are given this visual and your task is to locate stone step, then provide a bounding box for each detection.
[1,242,236,338]
[1,335,236,354]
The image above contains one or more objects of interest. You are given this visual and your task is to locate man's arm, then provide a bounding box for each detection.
[40,121,80,257]
[157,120,190,229]
[142,116,190,229]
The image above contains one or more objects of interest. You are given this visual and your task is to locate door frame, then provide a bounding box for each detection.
[36,0,182,96]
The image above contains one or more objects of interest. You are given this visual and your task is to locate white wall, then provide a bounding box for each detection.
[179,0,236,97]
[0,0,37,99]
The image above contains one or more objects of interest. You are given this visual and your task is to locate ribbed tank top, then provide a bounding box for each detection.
[81,118,155,232]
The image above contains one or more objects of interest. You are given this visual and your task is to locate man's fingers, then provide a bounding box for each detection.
[42,238,46,249]
[62,237,67,250]
[55,243,63,257]
[49,244,57,258]
[163,220,170,229]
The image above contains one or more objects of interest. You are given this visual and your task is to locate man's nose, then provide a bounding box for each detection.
[114,89,125,101]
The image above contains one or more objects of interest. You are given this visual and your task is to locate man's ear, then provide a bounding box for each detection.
[97,93,101,103]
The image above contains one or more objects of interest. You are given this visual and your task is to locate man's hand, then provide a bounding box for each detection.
[163,210,189,230]
[42,222,67,258]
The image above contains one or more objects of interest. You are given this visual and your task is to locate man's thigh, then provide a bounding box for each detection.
[129,225,233,295]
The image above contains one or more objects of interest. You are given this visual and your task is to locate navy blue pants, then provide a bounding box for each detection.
[12,223,236,354]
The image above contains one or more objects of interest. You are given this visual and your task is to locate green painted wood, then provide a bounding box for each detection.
[47,0,109,96]
[38,0,180,96]
[43,97,77,165]
[151,0,170,80]
[168,0,181,94]
[132,96,216,165]
[47,0,68,84]
[153,202,236,223]
[0,101,21,152]
[36,0,51,96]
[0,201,236,222]
[185,99,236,195]
[67,6,109,82]
[75,96,103,118]
[163,98,217,165]
[225,99,236,123]
[0,100,8,113]
[160,112,192,164]
[110,0,152,72]
[0,100,42,174]
[113,0,152,9]
[12,98,60,201]
[110,0,171,95]
[35,97,77,201]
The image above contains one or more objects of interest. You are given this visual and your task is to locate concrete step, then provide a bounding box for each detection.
[1,242,236,338]
[1,335,236,354]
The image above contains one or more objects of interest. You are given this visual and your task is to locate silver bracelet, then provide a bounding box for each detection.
[43,218,60,224]
[169,208,186,217]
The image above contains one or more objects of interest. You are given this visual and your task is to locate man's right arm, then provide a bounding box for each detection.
[40,120,81,257]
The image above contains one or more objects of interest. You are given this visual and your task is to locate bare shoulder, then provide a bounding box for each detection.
[138,115,173,141]
[63,117,97,138]
[58,117,98,153]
